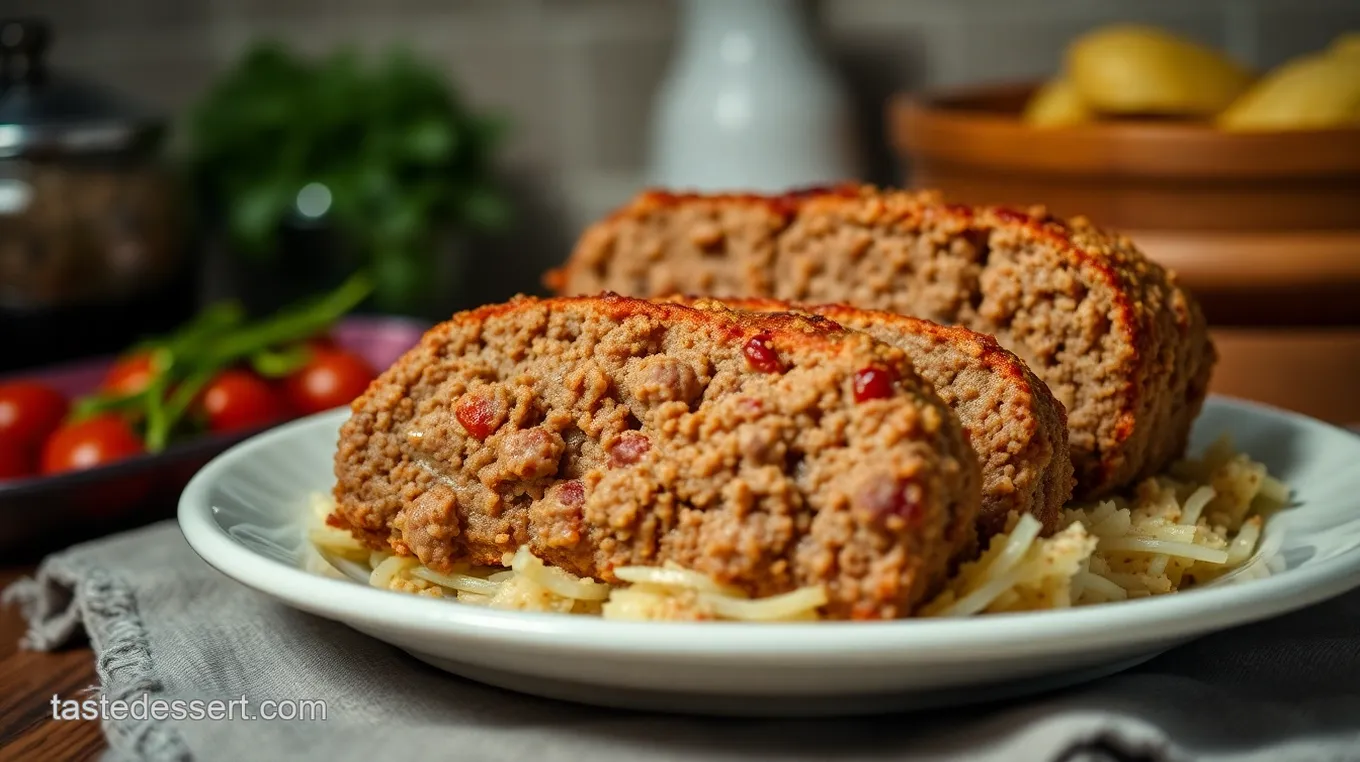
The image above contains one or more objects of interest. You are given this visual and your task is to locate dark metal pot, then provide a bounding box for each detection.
[0,18,195,372]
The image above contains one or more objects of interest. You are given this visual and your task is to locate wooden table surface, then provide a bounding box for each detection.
[0,566,105,762]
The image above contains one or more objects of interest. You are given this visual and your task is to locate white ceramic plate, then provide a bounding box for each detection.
[179,398,1360,717]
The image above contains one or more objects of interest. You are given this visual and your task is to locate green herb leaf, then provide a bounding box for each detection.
[69,273,372,452]
[459,185,512,230]
[229,180,296,256]
[198,270,374,367]
[142,366,175,453]
[188,40,510,309]
[405,117,456,163]
[70,391,151,422]
[372,248,433,311]
[148,369,215,452]
[250,344,314,378]
[167,302,246,352]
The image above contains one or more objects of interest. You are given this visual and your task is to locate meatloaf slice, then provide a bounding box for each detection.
[330,294,982,620]
[680,297,1072,538]
[546,186,1216,499]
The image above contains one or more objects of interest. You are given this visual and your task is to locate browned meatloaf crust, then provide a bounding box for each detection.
[546,186,1216,499]
[330,294,982,620]
[678,296,1072,538]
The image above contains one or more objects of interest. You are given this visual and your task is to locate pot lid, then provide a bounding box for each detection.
[0,17,164,158]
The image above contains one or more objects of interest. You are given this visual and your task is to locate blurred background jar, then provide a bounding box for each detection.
[0,18,192,373]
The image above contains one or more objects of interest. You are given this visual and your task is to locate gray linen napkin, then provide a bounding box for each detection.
[5,521,1359,762]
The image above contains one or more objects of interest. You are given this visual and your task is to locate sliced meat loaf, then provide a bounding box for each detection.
[547,186,1216,499]
[680,297,1072,538]
[330,294,982,620]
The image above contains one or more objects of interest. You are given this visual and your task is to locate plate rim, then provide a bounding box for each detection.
[178,396,1360,662]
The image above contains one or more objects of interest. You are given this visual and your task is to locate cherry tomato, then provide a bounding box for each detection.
[200,370,289,433]
[284,350,376,415]
[0,381,69,451]
[102,352,157,396]
[41,414,145,476]
[0,441,35,481]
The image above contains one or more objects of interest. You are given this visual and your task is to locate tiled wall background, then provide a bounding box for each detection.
[12,0,1360,300]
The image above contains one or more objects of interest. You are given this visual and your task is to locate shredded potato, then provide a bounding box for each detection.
[510,546,612,601]
[614,563,748,597]
[410,567,503,596]
[308,434,1288,621]
[369,555,419,590]
[698,586,828,621]
[918,434,1287,614]
[921,516,1096,616]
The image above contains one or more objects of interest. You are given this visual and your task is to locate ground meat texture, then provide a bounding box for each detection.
[331,294,982,620]
[679,297,1073,539]
[546,186,1216,499]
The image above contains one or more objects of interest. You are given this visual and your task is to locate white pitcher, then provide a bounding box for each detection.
[645,0,862,192]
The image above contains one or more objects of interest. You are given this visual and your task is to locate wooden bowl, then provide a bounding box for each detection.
[888,83,1360,424]
[889,84,1360,232]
